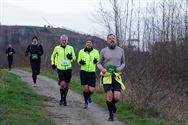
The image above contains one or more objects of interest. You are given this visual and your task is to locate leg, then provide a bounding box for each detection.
[8,57,12,70]
[112,81,121,113]
[83,85,89,103]
[106,90,114,121]
[87,72,96,103]
[59,80,66,106]
[30,60,37,84]
[104,84,114,121]
[80,70,90,108]
[36,60,40,75]
[88,86,95,103]
[58,69,72,106]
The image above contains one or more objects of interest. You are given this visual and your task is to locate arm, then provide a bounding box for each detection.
[77,50,82,65]
[97,50,106,73]
[116,49,125,72]
[51,47,57,65]
[25,45,30,56]
[96,50,100,62]
[25,45,30,54]
[39,44,44,56]
[71,47,76,62]
[12,48,16,54]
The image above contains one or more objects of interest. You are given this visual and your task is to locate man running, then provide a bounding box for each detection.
[97,34,126,121]
[51,34,76,106]
[6,44,15,70]
[25,36,44,87]
[77,39,99,109]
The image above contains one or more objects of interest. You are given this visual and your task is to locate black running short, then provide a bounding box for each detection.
[57,69,72,84]
[80,70,96,87]
[103,77,121,92]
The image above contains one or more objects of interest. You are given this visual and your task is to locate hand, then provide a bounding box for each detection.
[79,60,86,65]
[66,53,72,60]
[93,58,98,64]
[38,51,42,56]
[51,64,56,70]
[25,53,28,56]
[9,52,13,55]
[101,69,107,74]
[116,67,121,72]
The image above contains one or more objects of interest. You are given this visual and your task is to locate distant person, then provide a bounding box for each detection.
[51,34,76,106]
[6,44,15,70]
[97,34,126,121]
[77,39,99,109]
[25,36,44,87]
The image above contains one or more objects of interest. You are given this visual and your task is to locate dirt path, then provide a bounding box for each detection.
[11,69,125,125]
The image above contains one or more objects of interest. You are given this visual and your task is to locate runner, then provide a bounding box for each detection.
[25,36,44,87]
[77,39,99,109]
[6,44,15,70]
[51,34,76,106]
[97,34,126,121]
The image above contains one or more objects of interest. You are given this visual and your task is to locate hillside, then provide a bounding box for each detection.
[0,25,105,67]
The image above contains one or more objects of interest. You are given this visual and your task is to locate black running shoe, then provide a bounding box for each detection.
[108,113,114,121]
[59,100,63,106]
[113,105,117,113]
[63,99,67,106]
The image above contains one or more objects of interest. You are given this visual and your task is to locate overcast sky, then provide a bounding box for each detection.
[0,0,160,37]
[0,0,106,36]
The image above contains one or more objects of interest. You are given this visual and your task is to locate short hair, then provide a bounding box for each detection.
[60,34,68,41]
[85,37,94,43]
[107,34,115,39]
[32,36,38,41]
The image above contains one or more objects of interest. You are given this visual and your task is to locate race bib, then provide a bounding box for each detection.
[107,65,116,73]
[61,60,70,66]
[31,54,38,59]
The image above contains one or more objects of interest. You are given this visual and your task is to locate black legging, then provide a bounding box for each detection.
[8,56,13,69]
[30,59,41,84]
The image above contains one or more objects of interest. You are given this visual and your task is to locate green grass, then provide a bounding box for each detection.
[18,67,186,125]
[0,70,54,125]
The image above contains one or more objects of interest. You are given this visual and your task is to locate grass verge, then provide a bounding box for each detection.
[0,70,54,125]
[19,67,186,125]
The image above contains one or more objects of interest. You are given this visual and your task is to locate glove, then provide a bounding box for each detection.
[9,52,13,55]
[79,60,86,65]
[93,58,98,64]
[25,53,28,56]
[38,51,42,56]
[66,53,72,60]
[51,64,56,70]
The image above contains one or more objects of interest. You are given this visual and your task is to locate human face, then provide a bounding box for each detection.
[60,36,68,46]
[85,41,93,49]
[107,35,117,47]
[32,38,38,44]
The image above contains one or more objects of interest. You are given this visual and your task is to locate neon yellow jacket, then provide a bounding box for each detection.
[51,45,76,70]
[100,72,126,90]
[77,48,99,72]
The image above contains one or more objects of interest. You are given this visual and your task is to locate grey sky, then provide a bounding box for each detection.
[0,0,161,37]
[0,0,105,35]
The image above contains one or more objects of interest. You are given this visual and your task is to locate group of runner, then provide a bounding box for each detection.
[6,33,125,121]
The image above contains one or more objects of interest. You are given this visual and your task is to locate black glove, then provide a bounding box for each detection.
[51,64,56,70]
[93,58,98,64]
[66,53,72,60]
[79,60,86,65]
[38,51,42,56]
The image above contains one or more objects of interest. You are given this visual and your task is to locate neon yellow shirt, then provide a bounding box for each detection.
[77,48,99,72]
[51,45,76,70]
